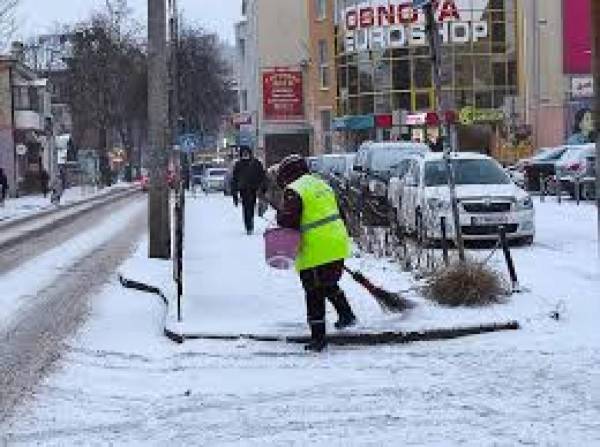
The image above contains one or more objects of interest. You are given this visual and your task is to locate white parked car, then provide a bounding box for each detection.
[400,152,535,244]
[201,167,228,192]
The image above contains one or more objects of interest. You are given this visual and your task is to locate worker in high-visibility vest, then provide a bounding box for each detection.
[276,155,356,352]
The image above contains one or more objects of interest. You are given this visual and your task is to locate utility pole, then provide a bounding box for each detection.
[421,1,466,261]
[148,0,171,259]
[592,0,600,257]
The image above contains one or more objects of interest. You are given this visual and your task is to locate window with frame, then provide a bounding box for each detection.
[320,109,332,153]
[315,0,327,20]
[318,39,330,89]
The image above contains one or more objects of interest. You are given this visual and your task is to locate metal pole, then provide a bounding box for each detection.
[148,0,171,259]
[592,0,600,257]
[423,4,465,262]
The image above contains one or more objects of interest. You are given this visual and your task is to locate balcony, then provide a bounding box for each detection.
[15,110,44,131]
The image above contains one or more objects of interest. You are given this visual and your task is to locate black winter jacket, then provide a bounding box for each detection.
[232,158,266,194]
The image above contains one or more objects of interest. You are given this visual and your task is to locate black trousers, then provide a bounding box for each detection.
[240,189,257,232]
[299,261,353,329]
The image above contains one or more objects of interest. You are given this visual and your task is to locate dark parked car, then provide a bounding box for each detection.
[523,146,568,192]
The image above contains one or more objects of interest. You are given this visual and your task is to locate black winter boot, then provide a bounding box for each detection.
[329,293,357,330]
[305,322,327,352]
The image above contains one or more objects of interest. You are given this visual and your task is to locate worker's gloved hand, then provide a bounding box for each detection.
[233,194,239,207]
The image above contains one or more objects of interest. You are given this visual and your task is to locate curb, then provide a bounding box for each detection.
[0,188,141,251]
[118,275,520,347]
[118,275,184,344]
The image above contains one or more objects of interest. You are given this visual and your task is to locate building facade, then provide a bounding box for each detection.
[236,0,312,166]
[306,0,337,154]
[0,51,53,196]
[333,0,520,158]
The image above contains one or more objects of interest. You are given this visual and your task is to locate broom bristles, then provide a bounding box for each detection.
[347,268,414,313]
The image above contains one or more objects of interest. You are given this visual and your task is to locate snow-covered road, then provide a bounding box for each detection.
[1,195,599,445]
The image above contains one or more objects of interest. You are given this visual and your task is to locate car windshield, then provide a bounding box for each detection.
[321,156,347,173]
[208,169,227,176]
[532,147,565,161]
[560,147,594,163]
[424,159,511,186]
[369,149,425,173]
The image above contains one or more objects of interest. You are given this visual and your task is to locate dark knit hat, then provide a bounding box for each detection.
[276,154,309,188]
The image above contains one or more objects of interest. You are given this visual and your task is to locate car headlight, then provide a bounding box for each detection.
[516,196,534,210]
[427,198,450,211]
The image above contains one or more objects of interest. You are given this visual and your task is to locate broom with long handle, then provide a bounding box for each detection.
[262,196,414,313]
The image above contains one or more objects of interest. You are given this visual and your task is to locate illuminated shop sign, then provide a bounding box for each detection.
[342,0,490,52]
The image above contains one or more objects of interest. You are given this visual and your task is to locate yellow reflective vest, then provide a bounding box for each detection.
[288,174,351,272]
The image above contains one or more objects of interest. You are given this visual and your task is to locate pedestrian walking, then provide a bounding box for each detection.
[50,176,63,205]
[231,146,266,235]
[40,168,50,198]
[0,167,8,207]
[276,155,357,352]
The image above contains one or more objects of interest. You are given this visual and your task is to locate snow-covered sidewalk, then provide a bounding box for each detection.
[170,194,600,340]
[2,195,599,445]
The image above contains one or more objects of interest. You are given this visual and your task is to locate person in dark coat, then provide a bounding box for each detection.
[40,169,50,197]
[276,155,357,352]
[231,146,266,234]
[0,168,8,206]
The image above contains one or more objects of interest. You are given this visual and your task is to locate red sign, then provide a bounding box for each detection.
[563,0,591,74]
[263,69,304,121]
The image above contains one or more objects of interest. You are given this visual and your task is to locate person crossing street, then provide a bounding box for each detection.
[276,155,356,352]
[231,146,266,235]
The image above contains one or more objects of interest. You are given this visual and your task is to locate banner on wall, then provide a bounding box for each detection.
[262,68,304,121]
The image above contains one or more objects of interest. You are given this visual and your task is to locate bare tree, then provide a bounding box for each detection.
[176,25,236,136]
[65,2,146,184]
[0,0,19,50]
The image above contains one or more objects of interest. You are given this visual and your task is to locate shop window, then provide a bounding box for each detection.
[413,58,432,89]
[455,55,473,87]
[358,63,374,93]
[455,90,474,108]
[507,61,517,87]
[474,57,492,86]
[360,94,374,115]
[392,59,411,90]
[337,65,347,90]
[349,96,359,115]
[374,94,391,114]
[492,62,507,87]
[492,23,506,45]
[415,92,431,111]
[373,61,391,93]
[348,65,358,95]
[392,92,411,111]
[475,91,493,108]
[493,89,507,108]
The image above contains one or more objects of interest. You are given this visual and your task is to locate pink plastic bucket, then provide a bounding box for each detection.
[263,227,301,270]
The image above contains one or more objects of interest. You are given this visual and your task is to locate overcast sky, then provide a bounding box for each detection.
[16,0,242,43]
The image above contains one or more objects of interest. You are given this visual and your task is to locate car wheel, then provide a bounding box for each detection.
[521,236,534,246]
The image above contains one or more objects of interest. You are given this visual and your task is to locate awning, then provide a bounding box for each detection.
[333,115,375,131]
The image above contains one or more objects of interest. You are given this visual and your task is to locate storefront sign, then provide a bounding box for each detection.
[342,0,489,53]
[563,0,591,74]
[15,144,28,156]
[571,76,594,98]
[262,68,304,121]
[232,113,252,126]
[459,106,504,125]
